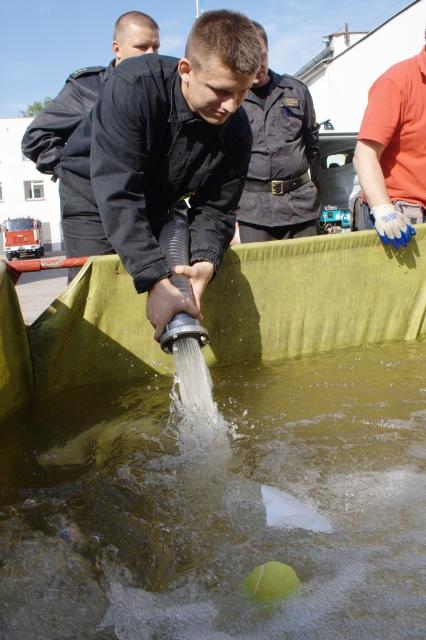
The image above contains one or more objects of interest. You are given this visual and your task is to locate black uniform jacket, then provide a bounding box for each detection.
[238,70,320,227]
[21,63,113,175]
[89,55,252,293]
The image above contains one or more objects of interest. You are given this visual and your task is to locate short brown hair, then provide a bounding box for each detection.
[185,10,261,75]
[113,11,159,41]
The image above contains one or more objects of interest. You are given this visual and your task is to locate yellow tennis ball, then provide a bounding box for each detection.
[242,560,301,603]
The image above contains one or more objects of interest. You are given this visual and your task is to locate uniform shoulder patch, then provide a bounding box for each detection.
[69,66,105,79]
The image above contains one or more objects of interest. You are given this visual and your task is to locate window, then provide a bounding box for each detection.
[321,150,354,170]
[0,182,3,201]
[24,180,45,200]
[4,218,34,231]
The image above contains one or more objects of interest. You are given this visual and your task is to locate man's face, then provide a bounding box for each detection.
[251,37,269,88]
[113,24,160,63]
[179,57,256,125]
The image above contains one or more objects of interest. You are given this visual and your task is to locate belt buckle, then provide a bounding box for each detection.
[271,180,284,196]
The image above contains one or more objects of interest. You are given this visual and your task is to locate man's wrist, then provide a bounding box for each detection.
[148,275,171,293]
[371,204,394,213]
[132,259,171,294]
[191,249,221,272]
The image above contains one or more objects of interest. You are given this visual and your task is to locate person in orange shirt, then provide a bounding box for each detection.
[353,30,426,249]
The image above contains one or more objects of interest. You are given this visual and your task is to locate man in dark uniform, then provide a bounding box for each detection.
[234,21,320,244]
[82,10,261,340]
[21,11,159,277]
[21,11,160,176]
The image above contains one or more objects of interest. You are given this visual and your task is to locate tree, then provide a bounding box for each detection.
[20,97,53,117]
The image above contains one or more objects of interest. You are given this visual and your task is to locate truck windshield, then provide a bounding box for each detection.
[3,218,34,231]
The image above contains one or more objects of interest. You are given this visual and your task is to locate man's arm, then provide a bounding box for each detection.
[188,117,253,269]
[354,138,415,247]
[353,139,390,207]
[302,85,319,163]
[90,72,200,341]
[21,78,93,175]
[90,74,171,293]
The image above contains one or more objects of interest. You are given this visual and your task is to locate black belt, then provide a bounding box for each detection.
[245,172,310,195]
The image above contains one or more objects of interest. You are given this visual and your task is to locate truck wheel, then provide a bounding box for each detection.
[6,253,12,261]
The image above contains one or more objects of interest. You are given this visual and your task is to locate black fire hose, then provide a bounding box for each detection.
[158,210,209,354]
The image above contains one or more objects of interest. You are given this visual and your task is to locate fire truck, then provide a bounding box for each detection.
[1,217,45,260]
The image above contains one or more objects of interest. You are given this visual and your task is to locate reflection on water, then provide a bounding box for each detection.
[0,340,426,639]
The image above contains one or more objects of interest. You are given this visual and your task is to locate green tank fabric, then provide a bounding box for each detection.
[1,227,426,414]
[0,262,33,418]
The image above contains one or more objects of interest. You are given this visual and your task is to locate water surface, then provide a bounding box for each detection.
[0,340,425,639]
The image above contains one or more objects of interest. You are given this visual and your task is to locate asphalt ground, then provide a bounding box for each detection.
[5,251,69,325]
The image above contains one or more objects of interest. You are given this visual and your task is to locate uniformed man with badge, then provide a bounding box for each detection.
[21,11,160,176]
[21,11,159,279]
[234,21,321,243]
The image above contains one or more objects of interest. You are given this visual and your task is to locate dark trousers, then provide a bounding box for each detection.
[60,179,115,281]
[239,219,318,243]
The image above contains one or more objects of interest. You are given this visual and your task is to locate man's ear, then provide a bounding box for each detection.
[112,41,120,60]
[178,57,192,84]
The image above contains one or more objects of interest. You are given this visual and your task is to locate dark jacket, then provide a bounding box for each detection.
[89,55,252,293]
[238,70,320,227]
[21,63,113,175]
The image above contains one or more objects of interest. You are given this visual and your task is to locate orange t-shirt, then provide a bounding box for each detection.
[358,46,426,207]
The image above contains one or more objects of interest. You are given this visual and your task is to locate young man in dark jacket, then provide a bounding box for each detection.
[65,10,260,340]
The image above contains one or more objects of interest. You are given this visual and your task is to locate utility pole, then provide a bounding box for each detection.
[195,0,204,18]
[344,22,349,47]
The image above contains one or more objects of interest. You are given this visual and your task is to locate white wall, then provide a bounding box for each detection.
[305,0,425,132]
[0,117,62,251]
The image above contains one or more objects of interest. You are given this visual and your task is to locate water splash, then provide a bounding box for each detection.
[167,336,233,517]
[172,336,217,418]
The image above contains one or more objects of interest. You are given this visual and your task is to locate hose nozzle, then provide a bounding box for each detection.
[160,313,209,354]
[158,209,210,354]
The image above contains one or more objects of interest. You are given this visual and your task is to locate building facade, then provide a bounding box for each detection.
[296,0,425,132]
[0,117,62,253]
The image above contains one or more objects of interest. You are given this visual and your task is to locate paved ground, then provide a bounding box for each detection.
[5,251,69,325]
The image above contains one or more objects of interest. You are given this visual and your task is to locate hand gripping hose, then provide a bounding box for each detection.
[158,210,209,354]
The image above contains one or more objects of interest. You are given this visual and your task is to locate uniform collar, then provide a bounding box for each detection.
[101,60,116,82]
[245,69,296,102]
[270,70,299,89]
[169,71,202,123]
[417,45,426,76]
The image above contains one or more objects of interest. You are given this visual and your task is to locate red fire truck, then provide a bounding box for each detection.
[1,217,45,260]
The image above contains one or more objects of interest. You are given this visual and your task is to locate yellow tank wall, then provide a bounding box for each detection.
[0,262,33,417]
[27,228,426,398]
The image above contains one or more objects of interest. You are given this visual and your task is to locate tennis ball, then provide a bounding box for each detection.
[242,560,301,603]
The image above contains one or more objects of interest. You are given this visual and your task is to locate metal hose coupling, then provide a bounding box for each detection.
[158,209,209,354]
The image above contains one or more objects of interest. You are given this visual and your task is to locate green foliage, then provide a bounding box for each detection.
[20,97,53,117]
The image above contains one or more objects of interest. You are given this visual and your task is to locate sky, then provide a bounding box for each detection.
[0,0,417,117]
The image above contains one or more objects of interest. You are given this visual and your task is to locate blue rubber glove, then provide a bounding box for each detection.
[371,204,416,249]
